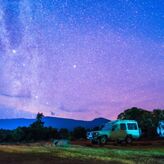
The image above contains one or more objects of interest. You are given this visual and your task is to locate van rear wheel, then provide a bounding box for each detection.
[126,136,133,144]
[99,136,107,145]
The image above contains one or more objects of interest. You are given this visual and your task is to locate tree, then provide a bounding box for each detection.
[29,113,45,141]
[45,127,59,140]
[152,109,164,126]
[72,127,86,140]
[30,112,44,129]
[59,128,69,139]
[0,129,12,142]
[12,127,25,142]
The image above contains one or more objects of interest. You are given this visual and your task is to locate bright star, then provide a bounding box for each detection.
[73,64,77,69]
[35,95,39,99]
[12,49,16,54]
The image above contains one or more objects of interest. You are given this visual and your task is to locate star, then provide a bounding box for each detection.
[12,49,17,54]
[73,64,77,69]
[35,95,39,99]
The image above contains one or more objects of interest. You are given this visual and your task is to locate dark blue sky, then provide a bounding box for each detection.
[0,0,163,120]
[41,0,164,40]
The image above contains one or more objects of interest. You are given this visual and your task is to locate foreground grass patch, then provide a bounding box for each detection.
[51,145,164,164]
[0,145,163,164]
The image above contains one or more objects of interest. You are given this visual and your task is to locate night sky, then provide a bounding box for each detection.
[0,0,164,120]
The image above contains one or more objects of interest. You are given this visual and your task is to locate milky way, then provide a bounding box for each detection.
[0,0,164,120]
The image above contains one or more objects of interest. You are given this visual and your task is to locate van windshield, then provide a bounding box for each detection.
[127,123,137,130]
[102,123,112,130]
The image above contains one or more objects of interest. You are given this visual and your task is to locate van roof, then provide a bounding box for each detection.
[106,120,138,124]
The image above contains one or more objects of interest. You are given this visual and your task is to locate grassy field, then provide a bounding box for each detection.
[0,144,163,164]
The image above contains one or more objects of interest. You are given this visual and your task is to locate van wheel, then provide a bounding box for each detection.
[126,136,133,144]
[99,136,107,145]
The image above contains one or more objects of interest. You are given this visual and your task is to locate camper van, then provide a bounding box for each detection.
[157,121,164,137]
[87,120,141,144]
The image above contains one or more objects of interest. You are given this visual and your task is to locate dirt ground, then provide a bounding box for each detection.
[71,139,164,149]
[0,142,122,164]
[0,152,121,164]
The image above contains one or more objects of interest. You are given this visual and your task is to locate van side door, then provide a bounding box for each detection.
[119,123,127,140]
[110,124,119,140]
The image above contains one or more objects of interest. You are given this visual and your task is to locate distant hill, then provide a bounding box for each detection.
[0,117,110,130]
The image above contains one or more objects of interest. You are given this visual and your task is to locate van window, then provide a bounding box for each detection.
[120,123,126,130]
[127,123,137,130]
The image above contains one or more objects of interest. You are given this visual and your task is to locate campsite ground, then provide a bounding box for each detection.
[0,140,163,164]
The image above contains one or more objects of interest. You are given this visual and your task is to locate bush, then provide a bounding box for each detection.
[72,127,86,140]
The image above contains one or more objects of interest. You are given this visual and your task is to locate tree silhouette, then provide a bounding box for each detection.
[30,112,44,129]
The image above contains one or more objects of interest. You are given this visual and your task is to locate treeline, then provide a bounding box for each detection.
[118,107,164,138]
[0,127,87,143]
[0,113,87,143]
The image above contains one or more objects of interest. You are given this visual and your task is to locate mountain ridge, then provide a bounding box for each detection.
[0,117,110,130]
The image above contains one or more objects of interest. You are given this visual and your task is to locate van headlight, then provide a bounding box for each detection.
[93,132,99,136]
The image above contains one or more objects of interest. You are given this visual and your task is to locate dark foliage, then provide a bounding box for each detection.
[59,128,69,139]
[72,127,86,140]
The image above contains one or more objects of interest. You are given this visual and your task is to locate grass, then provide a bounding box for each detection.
[0,144,163,164]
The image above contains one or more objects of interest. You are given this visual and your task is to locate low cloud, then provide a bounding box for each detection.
[0,104,35,119]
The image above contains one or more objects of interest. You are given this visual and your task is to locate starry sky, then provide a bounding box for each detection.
[0,0,164,120]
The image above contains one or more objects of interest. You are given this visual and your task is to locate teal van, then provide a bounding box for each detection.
[87,120,141,145]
